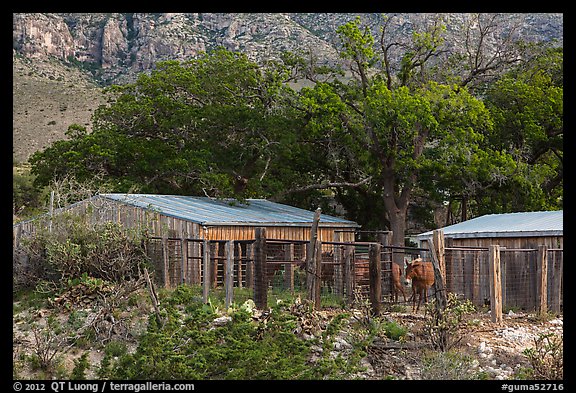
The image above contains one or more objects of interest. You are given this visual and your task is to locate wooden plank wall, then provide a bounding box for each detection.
[206,225,355,242]
[439,236,563,312]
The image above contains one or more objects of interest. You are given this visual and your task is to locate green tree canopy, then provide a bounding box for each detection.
[284,16,509,251]
[479,45,563,212]
[30,49,305,200]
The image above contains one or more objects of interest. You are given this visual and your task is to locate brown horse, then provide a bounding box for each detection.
[404,258,435,312]
[391,262,407,303]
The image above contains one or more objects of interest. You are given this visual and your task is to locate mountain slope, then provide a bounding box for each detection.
[12,12,563,163]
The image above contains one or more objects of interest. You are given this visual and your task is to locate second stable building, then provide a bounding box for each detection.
[412,210,563,249]
[412,210,563,311]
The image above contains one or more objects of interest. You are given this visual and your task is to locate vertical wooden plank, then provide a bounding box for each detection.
[284,243,295,293]
[246,241,254,289]
[472,252,480,305]
[369,243,382,315]
[191,224,200,285]
[306,208,321,307]
[254,228,267,310]
[333,232,342,295]
[225,240,234,310]
[445,237,454,293]
[429,234,449,350]
[463,253,473,301]
[501,252,507,311]
[180,231,188,285]
[537,245,548,317]
[161,232,169,288]
[488,245,503,324]
[553,253,563,313]
[236,242,243,289]
[202,239,210,304]
[531,249,538,310]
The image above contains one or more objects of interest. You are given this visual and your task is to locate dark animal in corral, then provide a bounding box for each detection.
[391,262,407,303]
[404,258,435,312]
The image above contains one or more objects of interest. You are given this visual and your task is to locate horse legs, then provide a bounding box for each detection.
[415,288,425,312]
[393,283,407,304]
[400,286,407,303]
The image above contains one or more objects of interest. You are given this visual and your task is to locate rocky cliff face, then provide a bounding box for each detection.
[13,13,345,84]
[13,13,563,85]
[12,13,563,162]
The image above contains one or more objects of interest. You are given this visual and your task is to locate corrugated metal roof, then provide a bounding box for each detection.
[100,193,359,227]
[414,210,563,240]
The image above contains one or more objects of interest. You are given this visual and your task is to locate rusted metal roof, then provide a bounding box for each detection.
[414,210,563,240]
[100,193,359,227]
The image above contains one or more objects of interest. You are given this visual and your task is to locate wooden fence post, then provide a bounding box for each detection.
[202,239,210,304]
[224,240,234,310]
[344,245,355,305]
[444,237,454,293]
[432,229,446,287]
[369,243,382,315]
[500,250,507,311]
[429,229,448,350]
[246,241,254,289]
[313,240,322,310]
[254,228,267,310]
[537,245,548,317]
[488,245,503,324]
[306,208,321,308]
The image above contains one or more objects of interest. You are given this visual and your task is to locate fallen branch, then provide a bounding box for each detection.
[370,339,432,350]
[143,267,164,326]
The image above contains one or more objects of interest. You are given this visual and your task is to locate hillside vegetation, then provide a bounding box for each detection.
[13,54,105,164]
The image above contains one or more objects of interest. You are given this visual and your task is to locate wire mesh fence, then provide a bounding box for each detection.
[111,234,564,313]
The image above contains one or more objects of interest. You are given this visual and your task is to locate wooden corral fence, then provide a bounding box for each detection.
[14,215,563,318]
[422,230,563,322]
[142,228,424,311]
[144,228,563,319]
[440,243,564,313]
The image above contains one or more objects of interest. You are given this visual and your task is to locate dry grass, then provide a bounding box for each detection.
[12,54,106,164]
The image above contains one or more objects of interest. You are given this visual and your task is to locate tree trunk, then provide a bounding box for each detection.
[388,208,407,268]
[381,168,410,268]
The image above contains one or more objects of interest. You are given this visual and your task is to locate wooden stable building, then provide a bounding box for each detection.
[91,193,358,241]
[14,193,360,289]
[14,193,359,242]
[412,210,563,312]
[413,210,563,250]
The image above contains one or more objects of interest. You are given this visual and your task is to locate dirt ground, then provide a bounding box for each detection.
[358,309,563,380]
[13,293,563,381]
